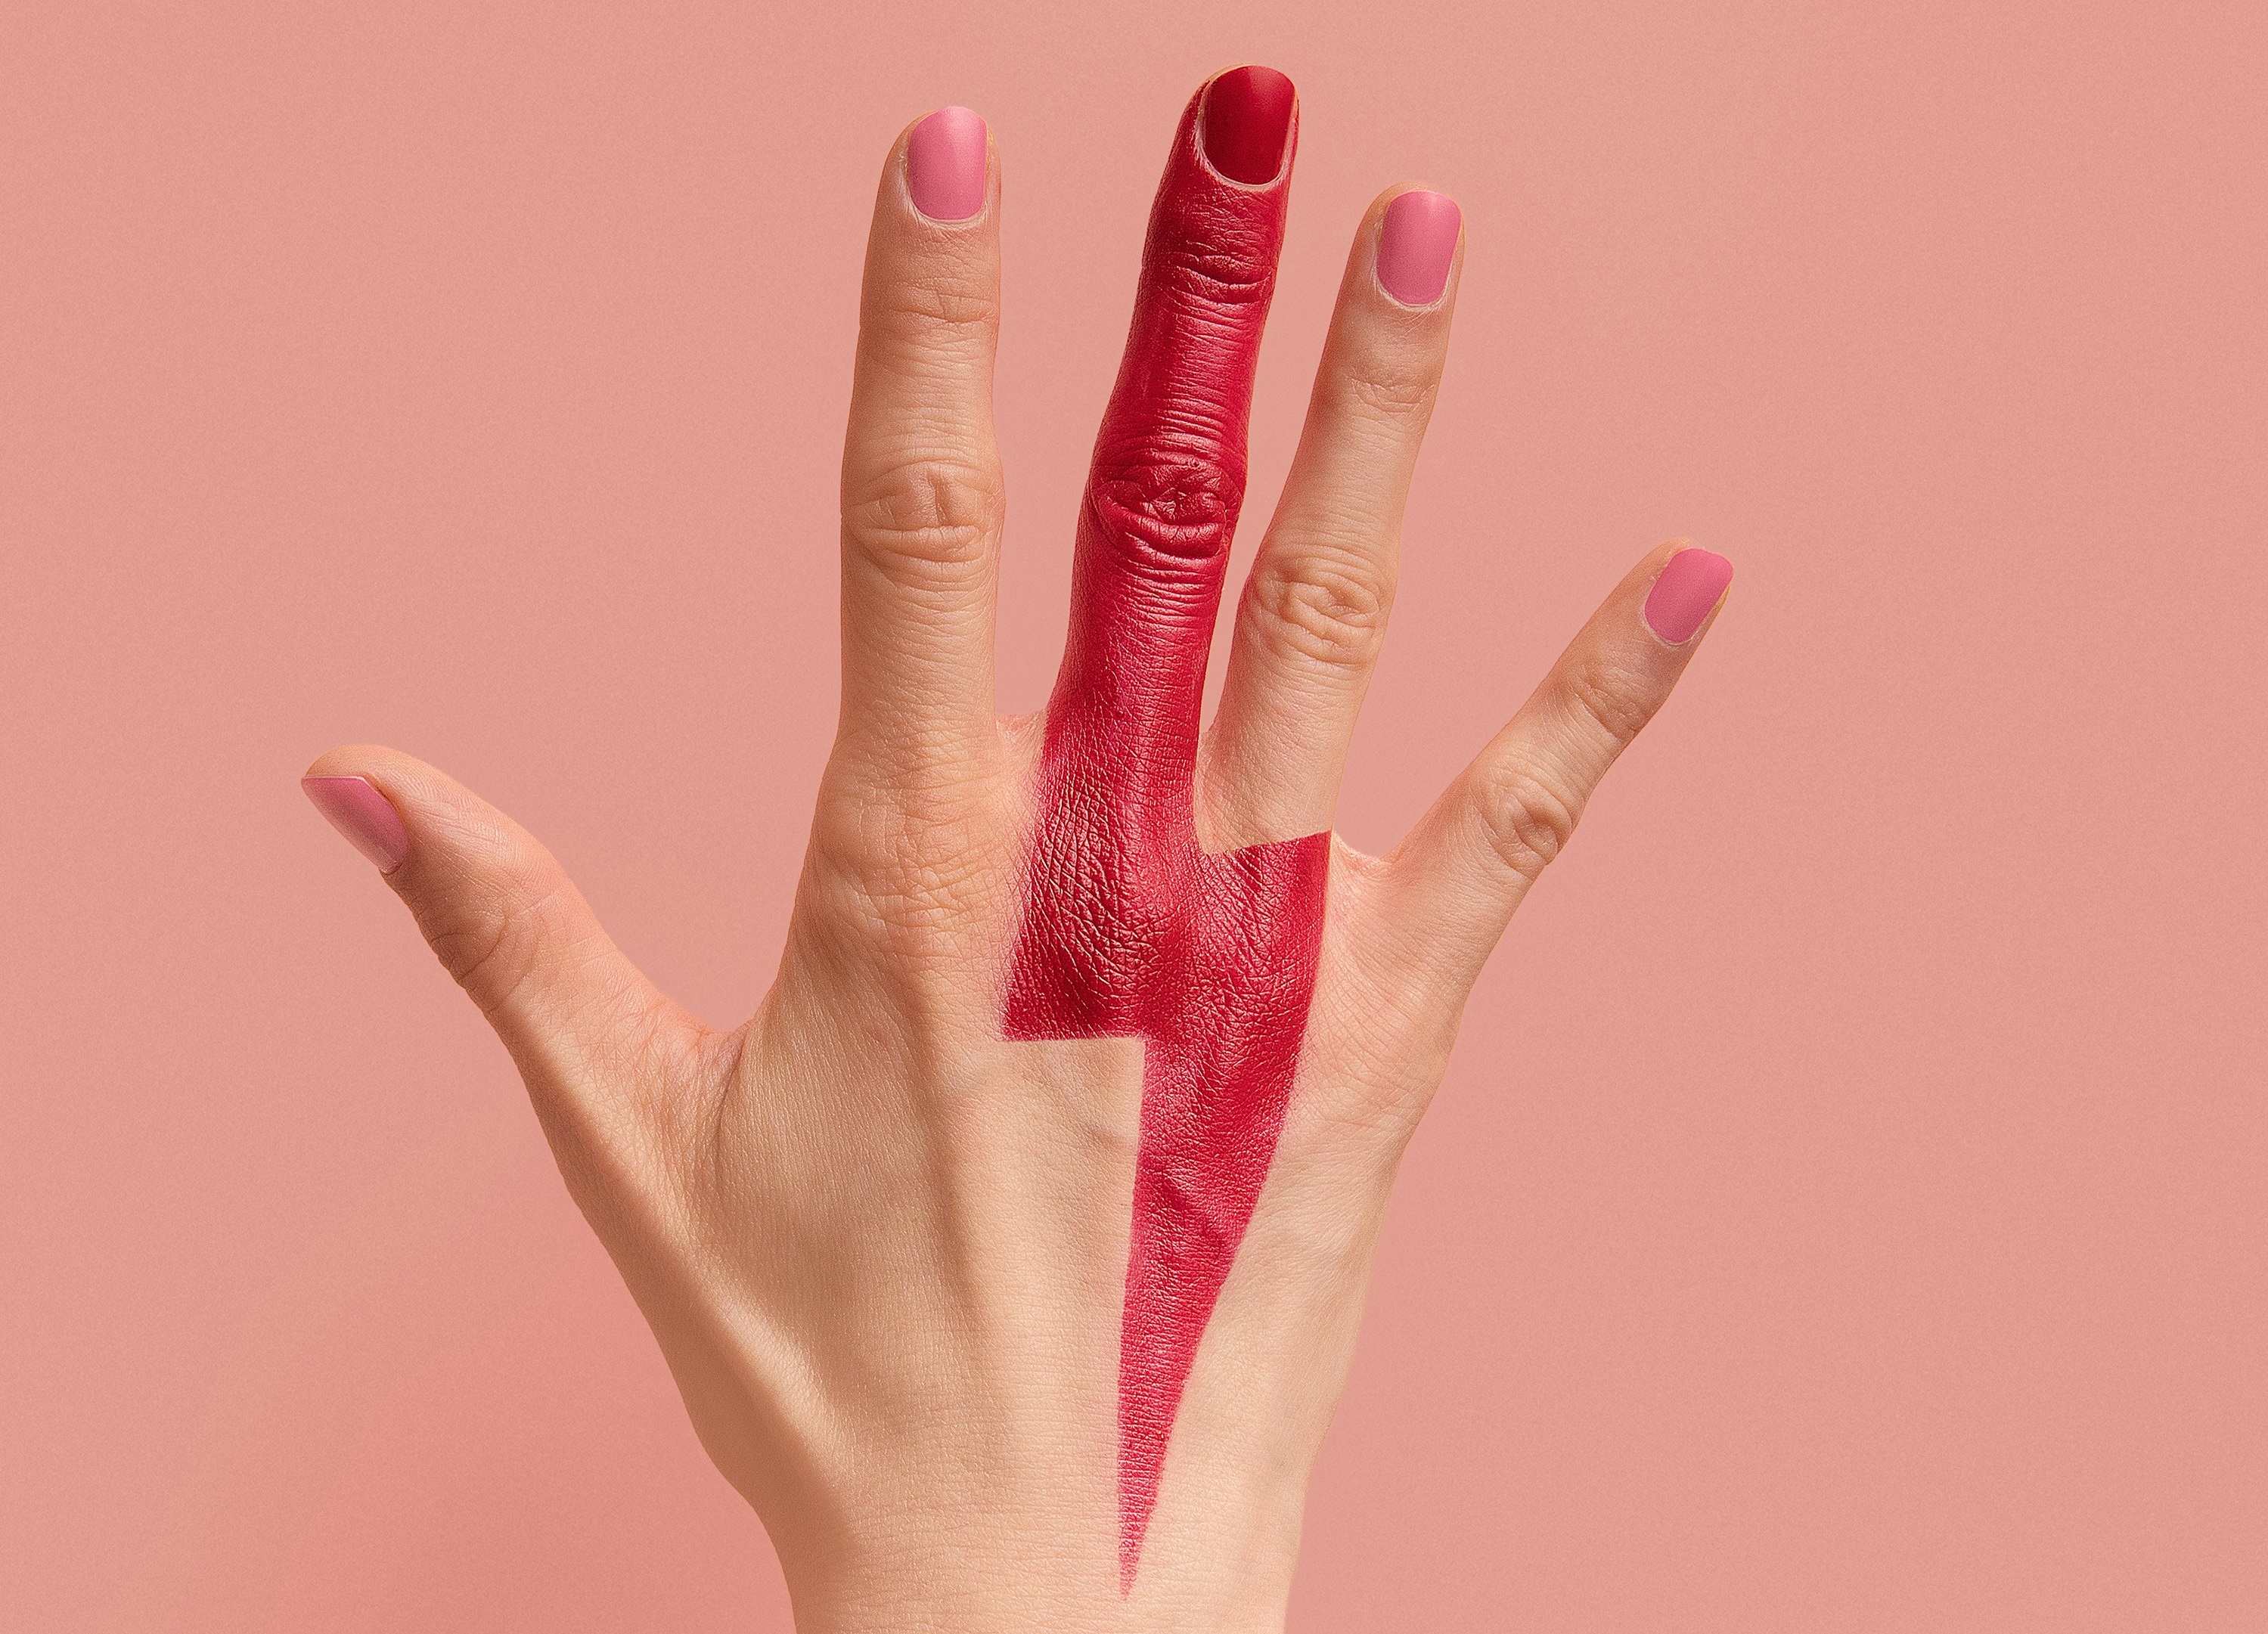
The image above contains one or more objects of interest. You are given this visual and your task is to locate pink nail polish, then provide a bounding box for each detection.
[1642,548,1735,643]
[906,107,988,222]
[303,775,409,873]
[1376,191,1461,307]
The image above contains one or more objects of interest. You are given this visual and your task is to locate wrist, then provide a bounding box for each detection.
[767,1468,1304,1634]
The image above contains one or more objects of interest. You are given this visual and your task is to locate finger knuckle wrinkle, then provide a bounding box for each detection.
[871,273,1000,335]
[1157,237,1275,304]
[427,882,565,1017]
[814,811,1000,957]
[1248,557,1388,671]
[859,866,991,952]
[1560,654,1656,749]
[1478,764,1582,881]
[1089,449,1235,563]
[845,457,1001,579]
[1344,364,1439,421]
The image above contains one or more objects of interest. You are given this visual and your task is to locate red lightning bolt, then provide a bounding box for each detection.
[1003,68,1326,1588]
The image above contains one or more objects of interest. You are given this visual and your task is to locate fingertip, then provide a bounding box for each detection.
[302,771,409,874]
[1374,188,1463,309]
[1199,65,1297,185]
[1641,547,1735,645]
[303,742,388,780]
[905,105,991,224]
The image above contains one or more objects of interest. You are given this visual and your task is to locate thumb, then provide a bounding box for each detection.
[300,746,684,1112]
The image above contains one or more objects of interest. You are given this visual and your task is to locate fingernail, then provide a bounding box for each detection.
[907,106,988,222]
[1201,66,1295,184]
[303,775,409,873]
[1642,548,1736,643]
[1376,190,1461,307]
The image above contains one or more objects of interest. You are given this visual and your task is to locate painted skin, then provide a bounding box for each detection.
[1002,69,1328,1580]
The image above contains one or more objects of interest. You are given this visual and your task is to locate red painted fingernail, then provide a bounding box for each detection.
[1201,66,1295,184]
[907,106,988,222]
[1642,548,1735,643]
[303,775,409,873]
[1376,190,1461,307]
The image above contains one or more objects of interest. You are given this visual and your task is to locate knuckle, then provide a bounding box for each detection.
[1475,761,1584,882]
[1159,236,1275,305]
[808,786,1004,963]
[1244,551,1392,673]
[1341,357,1440,423]
[423,878,565,1018]
[1087,448,1235,563]
[843,453,1002,586]
[855,854,995,951]
[1311,1014,1453,1141]
[867,265,1001,341]
[1558,651,1657,749]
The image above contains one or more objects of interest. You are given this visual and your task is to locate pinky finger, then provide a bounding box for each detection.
[1360,542,1733,1000]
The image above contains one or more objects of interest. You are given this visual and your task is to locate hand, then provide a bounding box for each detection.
[303,66,1732,1634]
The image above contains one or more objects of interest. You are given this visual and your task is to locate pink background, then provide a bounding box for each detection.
[5,2,2264,1628]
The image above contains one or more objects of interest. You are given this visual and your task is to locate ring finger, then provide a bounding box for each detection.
[1199,185,1463,849]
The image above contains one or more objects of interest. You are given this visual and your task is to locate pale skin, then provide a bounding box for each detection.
[306,88,1727,1634]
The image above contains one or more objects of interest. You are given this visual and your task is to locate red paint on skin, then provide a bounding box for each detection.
[1003,69,1324,1588]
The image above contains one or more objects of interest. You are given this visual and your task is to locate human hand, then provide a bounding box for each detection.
[303,66,1732,1634]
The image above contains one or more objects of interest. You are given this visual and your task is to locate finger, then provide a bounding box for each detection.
[837,105,1005,777]
[1360,544,1735,999]
[300,746,688,1113]
[1045,66,1297,809]
[1202,187,1463,848]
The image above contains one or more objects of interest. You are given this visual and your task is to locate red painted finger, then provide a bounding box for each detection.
[1005,68,1329,1586]
[1050,64,1298,813]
